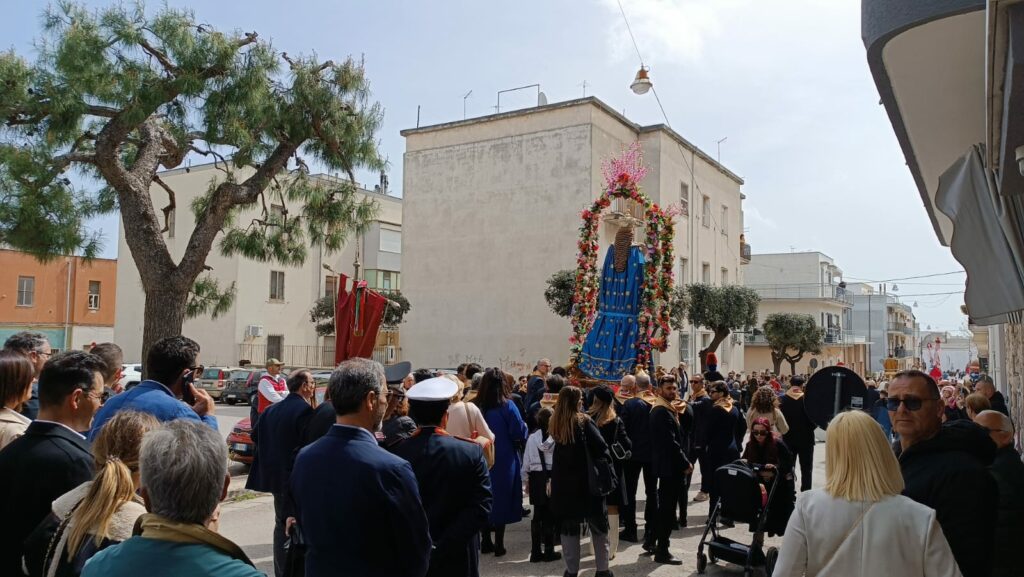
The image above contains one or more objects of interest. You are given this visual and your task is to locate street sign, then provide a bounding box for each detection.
[804,366,868,429]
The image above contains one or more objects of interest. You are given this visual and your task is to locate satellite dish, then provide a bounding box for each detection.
[538,91,548,106]
[809,358,819,369]
[803,366,868,430]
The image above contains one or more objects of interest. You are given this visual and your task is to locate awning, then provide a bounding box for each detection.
[935,145,1024,325]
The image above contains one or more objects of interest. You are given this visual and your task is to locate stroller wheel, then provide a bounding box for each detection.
[766,547,779,576]
[696,552,707,574]
[709,551,717,564]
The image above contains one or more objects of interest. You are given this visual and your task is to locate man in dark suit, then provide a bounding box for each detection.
[779,376,816,491]
[391,378,492,577]
[648,374,690,566]
[619,371,655,546]
[292,358,431,577]
[246,369,315,577]
[0,350,106,576]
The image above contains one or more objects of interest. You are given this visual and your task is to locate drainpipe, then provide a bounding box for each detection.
[64,258,73,351]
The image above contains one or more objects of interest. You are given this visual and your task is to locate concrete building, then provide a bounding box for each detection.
[0,249,117,351]
[114,163,402,367]
[400,97,747,373]
[743,252,868,375]
[847,283,920,374]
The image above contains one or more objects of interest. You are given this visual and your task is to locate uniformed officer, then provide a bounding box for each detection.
[391,377,494,577]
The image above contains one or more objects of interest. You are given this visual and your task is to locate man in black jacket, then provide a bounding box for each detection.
[648,374,690,566]
[975,376,1010,416]
[619,371,654,545]
[246,369,315,577]
[778,376,816,491]
[0,350,106,576]
[974,410,1024,577]
[687,375,713,503]
[889,369,998,577]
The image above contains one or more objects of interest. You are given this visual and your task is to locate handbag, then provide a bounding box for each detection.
[582,422,617,497]
[283,522,307,577]
[609,419,631,462]
[819,503,877,572]
[539,443,552,497]
[471,433,496,469]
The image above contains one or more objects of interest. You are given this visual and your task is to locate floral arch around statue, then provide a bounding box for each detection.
[568,142,677,385]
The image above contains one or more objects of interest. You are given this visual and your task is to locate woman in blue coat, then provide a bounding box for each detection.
[473,368,527,556]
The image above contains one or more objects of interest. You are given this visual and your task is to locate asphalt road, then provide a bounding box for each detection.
[219,436,826,577]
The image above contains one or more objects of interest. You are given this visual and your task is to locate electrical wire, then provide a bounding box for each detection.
[616,0,645,66]
[843,271,965,283]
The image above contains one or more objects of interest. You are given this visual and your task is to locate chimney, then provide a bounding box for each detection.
[380,171,389,195]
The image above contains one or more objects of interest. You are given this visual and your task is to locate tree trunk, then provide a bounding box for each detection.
[141,286,189,380]
[771,351,784,376]
[699,328,731,373]
[788,359,798,375]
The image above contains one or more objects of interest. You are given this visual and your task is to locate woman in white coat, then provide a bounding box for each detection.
[773,410,962,577]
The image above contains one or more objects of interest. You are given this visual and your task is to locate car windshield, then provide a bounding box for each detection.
[229,370,251,380]
[202,368,222,379]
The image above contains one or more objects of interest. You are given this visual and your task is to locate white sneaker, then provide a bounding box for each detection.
[694,491,709,502]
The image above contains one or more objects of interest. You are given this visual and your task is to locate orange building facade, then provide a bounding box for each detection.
[0,249,117,352]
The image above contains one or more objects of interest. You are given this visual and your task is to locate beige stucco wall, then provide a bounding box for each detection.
[745,343,868,376]
[400,98,745,372]
[114,165,401,366]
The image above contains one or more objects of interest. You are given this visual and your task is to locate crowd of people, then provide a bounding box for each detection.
[0,329,1020,577]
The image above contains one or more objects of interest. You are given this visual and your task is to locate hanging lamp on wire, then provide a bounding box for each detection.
[630,66,652,95]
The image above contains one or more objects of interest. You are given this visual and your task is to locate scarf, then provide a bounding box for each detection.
[714,396,735,412]
[651,394,680,422]
[134,514,255,567]
[785,387,804,401]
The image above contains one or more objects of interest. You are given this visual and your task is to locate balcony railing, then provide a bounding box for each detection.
[747,284,853,305]
[238,343,401,369]
[887,322,915,335]
[740,242,752,263]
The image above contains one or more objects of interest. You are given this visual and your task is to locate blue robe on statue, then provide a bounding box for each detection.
[578,245,645,381]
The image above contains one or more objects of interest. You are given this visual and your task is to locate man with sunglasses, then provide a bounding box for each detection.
[88,336,216,440]
[889,369,997,577]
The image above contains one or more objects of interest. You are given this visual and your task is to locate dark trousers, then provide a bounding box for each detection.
[272,493,287,577]
[696,448,710,492]
[622,461,657,530]
[655,476,681,554]
[792,441,814,491]
[676,472,692,523]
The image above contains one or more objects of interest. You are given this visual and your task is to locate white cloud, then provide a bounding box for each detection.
[600,0,727,64]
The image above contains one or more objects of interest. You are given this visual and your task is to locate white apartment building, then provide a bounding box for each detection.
[114,163,402,367]
[847,283,920,374]
[400,97,747,373]
[743,252,868,375]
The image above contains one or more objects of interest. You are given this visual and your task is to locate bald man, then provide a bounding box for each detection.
[975,377,1010,416]
[975,410,1024,577]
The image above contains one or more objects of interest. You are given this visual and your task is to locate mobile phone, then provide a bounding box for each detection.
[182,369,197,405]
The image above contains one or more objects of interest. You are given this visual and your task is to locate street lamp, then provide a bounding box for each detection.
[630,66,652,95]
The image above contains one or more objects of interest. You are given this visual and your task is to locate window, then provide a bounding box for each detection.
[88,281,100,310]
[701,333,712,349]
[17,276,34,307]
[679,258,689,284]
[702,263,711,284]
[721,268,728,286]
[721,205,729,235]
[166,208,175,239]
[680,182,690,216]
[366,270,400,292]
[325,276,337,299]
[267,335,283,361]
[702,195,711,227]
[269,271,285,301]
[679,333,691,364]
[380,229,402,254]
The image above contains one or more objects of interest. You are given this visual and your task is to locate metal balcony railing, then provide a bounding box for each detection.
[746,284,853,305]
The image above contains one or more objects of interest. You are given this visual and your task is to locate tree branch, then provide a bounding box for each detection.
[152,174,177,233]
[137,37,180,75]
[85,104,119,118]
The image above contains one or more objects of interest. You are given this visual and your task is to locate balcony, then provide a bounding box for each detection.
[740,242,751,264]
[887,321,915,336]
[747,284,852,305]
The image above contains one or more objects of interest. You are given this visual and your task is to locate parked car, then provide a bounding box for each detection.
[226,417,254,465]
[197,366,246,401]
[118,364,143,391]
[223,369,261,406]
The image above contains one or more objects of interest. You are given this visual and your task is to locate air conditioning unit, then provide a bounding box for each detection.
[246,325,265,338]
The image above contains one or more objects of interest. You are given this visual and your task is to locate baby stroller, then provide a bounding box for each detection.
[696,460,781,577]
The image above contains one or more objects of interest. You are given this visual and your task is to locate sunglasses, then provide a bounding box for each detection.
[885,396,936,411]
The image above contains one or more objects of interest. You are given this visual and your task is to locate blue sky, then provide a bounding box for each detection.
[1,0,968,333]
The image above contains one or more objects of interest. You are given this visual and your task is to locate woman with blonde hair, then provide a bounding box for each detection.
[773,410,961,576]
[25,410,160,577]
[549,386,613,577]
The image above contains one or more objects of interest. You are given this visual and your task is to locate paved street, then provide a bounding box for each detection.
[219,437,825,576]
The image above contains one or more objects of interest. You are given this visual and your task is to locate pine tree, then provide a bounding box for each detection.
[0,3,385,365]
